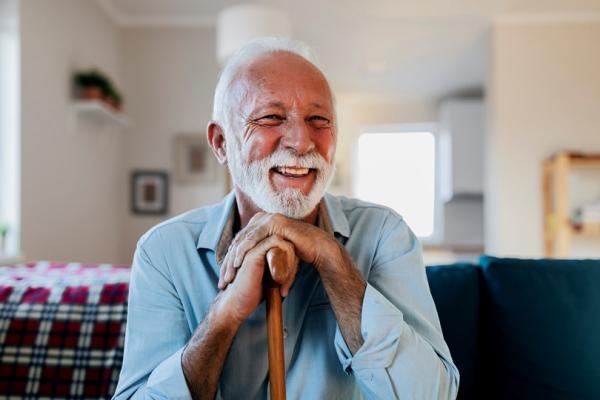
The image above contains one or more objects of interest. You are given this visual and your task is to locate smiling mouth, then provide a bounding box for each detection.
[272,166,314,177]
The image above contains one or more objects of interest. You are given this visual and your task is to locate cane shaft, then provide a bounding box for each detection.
[265,248,287,400]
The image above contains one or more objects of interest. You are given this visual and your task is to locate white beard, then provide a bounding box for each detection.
[227,146,335,219]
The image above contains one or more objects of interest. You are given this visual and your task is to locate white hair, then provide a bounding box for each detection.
[212,37,325,134]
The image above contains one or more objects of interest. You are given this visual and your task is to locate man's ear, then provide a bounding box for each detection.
[207,121,227,164]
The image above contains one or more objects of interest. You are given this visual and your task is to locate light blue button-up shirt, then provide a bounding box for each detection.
[114,192,459,399]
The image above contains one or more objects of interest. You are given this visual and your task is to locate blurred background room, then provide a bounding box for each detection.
[1,0,600,266]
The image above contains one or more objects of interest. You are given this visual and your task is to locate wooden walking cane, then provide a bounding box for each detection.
[265,248,287,400]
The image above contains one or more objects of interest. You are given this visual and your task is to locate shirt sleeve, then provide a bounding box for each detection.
[334,211,460,400]
[112,238,193,400]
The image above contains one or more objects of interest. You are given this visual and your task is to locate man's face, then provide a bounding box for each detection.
[225,52,336,219]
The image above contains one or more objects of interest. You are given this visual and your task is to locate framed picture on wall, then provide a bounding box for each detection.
[131,170,169,215]
[173,134,218,184]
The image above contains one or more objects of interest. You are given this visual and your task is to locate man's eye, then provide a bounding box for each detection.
[260,115,284,121]
[308,116,330,125]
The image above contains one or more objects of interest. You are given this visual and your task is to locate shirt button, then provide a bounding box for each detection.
[283,327,288,339]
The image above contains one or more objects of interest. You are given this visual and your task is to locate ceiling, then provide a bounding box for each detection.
[97,0,600,98]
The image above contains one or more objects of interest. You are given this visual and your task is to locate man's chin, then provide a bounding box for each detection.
[257,188,320,220]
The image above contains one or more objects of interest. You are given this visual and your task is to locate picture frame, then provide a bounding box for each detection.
[131,170,169,215]
[173,134,218,184]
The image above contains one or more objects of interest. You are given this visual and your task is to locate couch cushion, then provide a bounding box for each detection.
[426,263,480,400]
[479,256,600,400]
[0,262,130,399]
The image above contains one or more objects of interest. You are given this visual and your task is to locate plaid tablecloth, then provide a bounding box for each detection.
[0,262,131,399]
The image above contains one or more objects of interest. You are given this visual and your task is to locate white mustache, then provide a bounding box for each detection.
[257,150,328,171]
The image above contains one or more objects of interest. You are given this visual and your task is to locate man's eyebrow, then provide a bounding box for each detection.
[308,102,326,109]
[247,102,285,120]
[251,101,330,116]
[257,101,286,110]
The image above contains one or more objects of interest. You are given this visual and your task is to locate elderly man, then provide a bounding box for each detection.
[114,38,459,399]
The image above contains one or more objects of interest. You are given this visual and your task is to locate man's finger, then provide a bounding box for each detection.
[233,225,268,269]
[232,213,285,269]
[280,269,296,297]
[226,234,287,287]
[221,223,298,291]
[219,244,236,289]
[280,251,298,297]
[223,250,244,288]
[223,262,237,285]
[218,254,228,289]
[226,221,254,266]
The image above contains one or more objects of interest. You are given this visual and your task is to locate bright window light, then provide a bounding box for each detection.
[0,3,21,257]
[356,131,435,237]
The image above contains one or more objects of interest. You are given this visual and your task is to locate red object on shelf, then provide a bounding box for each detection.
[82,86,103,100]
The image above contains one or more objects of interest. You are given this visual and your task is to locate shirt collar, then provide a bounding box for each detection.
[322,192,351,239]
[196,191,351,265]
[195,191,237,254]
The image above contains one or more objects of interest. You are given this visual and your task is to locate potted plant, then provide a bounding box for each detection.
[74,69,110,101]
[73,69,125,112]
[104,83,123,111]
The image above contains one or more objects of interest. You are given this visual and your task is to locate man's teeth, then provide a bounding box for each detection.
[276,166,310,176]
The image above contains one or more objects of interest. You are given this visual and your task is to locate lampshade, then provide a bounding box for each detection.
[216,4,292,66]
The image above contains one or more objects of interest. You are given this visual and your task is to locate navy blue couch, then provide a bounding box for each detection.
[426,256,600,400]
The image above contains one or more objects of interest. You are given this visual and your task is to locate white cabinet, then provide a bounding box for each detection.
[439,99,485,201]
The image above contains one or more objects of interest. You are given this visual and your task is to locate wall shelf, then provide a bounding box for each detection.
[72,99,131,127]
[571,222,600,236]
[543,151,600,257]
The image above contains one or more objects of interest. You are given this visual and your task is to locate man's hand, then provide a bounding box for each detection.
[219,212,338,290]
[218,234,298,325]
[219,211,367,354]
[183,234,297,400]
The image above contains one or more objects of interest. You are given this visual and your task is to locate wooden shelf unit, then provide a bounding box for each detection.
[543,152,600,257]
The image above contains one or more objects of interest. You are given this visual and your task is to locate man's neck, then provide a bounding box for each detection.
[234,188,320,229]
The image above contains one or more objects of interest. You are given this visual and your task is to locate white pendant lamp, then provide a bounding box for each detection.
[216,4,292,66]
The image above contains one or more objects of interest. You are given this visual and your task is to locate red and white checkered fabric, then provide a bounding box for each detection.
[0,262,130,399]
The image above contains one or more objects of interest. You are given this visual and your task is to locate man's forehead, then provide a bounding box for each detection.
[244,51,322,78]
[224,51,335,123]
[239,53,330,91]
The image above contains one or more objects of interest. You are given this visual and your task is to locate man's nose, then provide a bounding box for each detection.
[280,121,315,155]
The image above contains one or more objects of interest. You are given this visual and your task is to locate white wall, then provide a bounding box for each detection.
[120,27,227,262]
[486,20,600,257]
[20,0,126,263]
